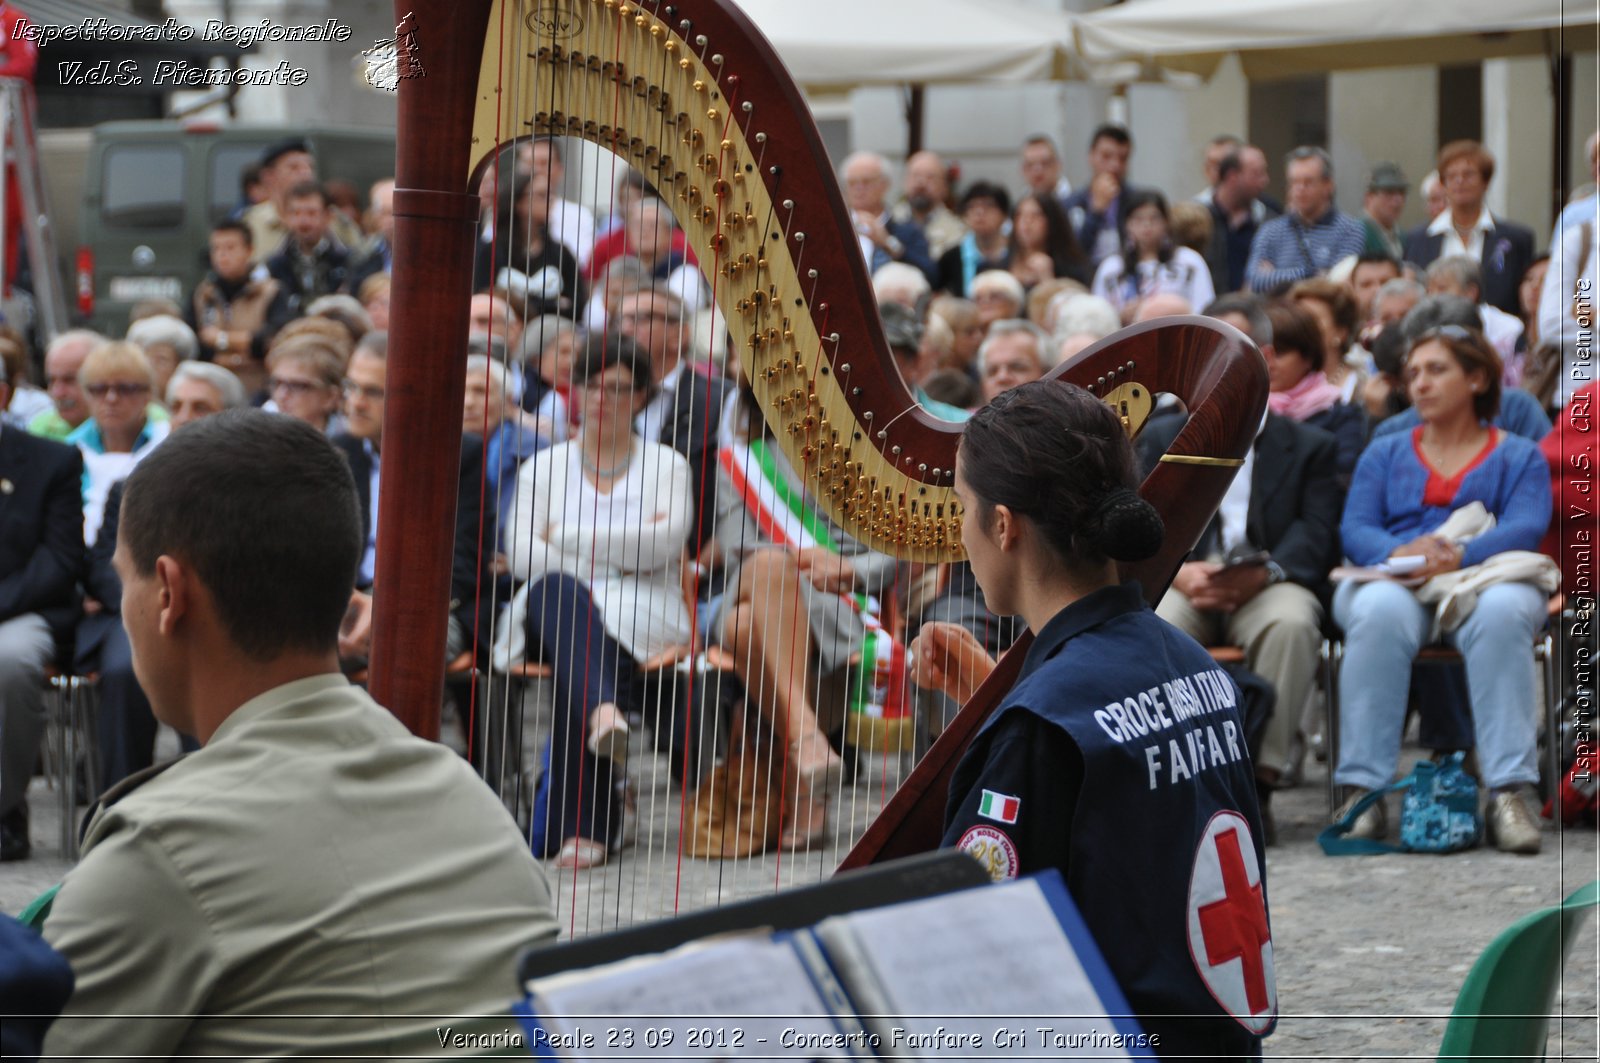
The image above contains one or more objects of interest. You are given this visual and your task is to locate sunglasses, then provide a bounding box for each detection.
[85,381,150,400]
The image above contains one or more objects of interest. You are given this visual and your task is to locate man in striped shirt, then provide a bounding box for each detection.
[1246,147,1367,295]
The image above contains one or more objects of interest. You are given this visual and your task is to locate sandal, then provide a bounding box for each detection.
[586,704,630,762]
[779,795,829,852]
[789,732,843,794]
[553,836,608,869]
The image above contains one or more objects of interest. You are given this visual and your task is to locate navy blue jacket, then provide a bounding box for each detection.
[0,427,84,647]
[943,583,1275,1058]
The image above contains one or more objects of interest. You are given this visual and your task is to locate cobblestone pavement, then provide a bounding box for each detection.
[4,729,1596,1060]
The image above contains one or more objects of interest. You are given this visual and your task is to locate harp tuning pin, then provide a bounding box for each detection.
[794,231,805,241]
[808,269,818,279]
[851,387,861,396]
[931,468,941,477]
[828,333,840,343]
[919,463,928,473]
[713,54,725,65]
[1098,375,1107,387]
[877,430,887,440]
[755,132,767,143]
[892,446,902,456]
[864,411,874,421]
[782,199,794,210]
[695,34,708,45]
[742,101,754,113]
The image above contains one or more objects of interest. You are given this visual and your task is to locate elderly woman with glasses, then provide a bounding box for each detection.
[1333,325,1551,853]
[67,342,170,546]
[498,333,692,870]
[125,314,199,404]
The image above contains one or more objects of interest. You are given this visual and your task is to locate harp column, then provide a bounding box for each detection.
[371,0,495,736]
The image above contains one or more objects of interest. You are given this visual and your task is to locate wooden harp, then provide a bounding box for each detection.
[378,0,1266,912]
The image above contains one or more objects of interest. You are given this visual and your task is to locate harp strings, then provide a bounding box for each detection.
[468,0,950,938]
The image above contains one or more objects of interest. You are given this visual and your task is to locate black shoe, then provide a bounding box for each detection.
[1255,781,1279,847]
[0,804,30,862]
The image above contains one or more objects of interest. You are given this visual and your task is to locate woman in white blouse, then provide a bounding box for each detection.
[501,335,693,869]
[1090,190,1215,324]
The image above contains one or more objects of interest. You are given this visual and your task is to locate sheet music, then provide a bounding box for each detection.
[526,934,862,1060]
[815,879,1139,1060]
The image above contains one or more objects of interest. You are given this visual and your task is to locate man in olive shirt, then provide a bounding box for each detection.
[42,410,557,1058]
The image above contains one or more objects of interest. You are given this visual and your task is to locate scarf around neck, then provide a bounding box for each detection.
[1268,370,1343,422]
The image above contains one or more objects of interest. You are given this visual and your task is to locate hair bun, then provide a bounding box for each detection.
[1088,487,1164,563]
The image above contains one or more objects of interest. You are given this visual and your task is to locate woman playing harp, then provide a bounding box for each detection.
[913,380,1277,1058]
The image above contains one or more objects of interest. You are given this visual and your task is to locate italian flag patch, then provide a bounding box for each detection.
[978,790,1020,824]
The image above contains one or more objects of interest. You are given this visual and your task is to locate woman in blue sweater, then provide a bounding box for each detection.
[1334,325,1550,853]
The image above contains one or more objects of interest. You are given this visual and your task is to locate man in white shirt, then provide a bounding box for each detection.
[519,137,597,267]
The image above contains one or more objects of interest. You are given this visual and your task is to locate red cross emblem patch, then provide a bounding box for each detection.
[1186,810,1276,1033]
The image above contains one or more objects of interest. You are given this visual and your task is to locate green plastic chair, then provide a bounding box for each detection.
[1437,879,1600,1061]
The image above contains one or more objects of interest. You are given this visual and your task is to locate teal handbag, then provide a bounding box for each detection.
[1319,753,1484,855]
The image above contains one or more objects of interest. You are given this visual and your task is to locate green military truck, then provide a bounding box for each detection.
[68,121,395,335]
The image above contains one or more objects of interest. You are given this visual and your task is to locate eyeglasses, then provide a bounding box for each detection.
[271,377,326,396]
[85,381,150,400]
[342,380,386,401]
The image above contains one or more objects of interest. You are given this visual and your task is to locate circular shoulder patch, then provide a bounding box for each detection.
[956,824,1020,882]
[1185,810,1277,1034]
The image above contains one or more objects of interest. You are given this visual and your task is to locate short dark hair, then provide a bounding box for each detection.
[1286,146,1333,179]
[583,331,656,400]
[1203,294,1272,347]
[959,180,1011,217]
[286,180,330,207]
[1353,251,1402,275]
[1215,151,1244,183]
[1265,301,1327,372]
[118,409,362,661]
[1090,123,1132,150]
[211,219,252,247]
[239,161,263,197]
[1023,134,1060,156]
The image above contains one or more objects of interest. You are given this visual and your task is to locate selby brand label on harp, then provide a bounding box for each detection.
[525,1,586,40]
[1092,666,1250,791]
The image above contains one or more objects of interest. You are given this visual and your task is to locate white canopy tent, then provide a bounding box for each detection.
[1073,0,1598,82]
[730,0,1078,91]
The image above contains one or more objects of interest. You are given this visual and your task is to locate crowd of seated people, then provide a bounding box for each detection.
[0,123,1594,879]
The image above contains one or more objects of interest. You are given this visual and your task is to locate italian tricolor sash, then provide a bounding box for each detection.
[719,439,913,751]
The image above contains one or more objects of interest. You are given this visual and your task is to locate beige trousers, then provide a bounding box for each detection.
[1157,582,1323,775]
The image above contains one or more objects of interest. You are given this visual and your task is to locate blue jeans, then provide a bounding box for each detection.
[523,573,640,855]
[1332,579,1545,792]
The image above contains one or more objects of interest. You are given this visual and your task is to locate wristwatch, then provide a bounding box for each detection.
[1264,560,1286,585]
[884,234,905,259]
